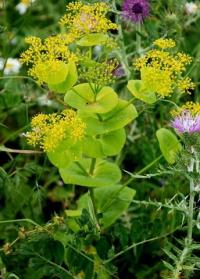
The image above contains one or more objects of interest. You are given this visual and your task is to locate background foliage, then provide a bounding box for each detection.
[0,0,200,278]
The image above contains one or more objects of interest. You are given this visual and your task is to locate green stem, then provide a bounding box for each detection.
[175,156,196,275]
[89,159,96,211]
[0,218,41,227]
[89,158,96,175]
[118,24,131,79]
[34,252,75,278]
[136,23,142,56]
[104,226,181,264]
[0,75,46,92]
[187,178,195,245]
[75,162,89,176]
[124,154,163,186]
[0,146,42,154]
[101,155,163,213]
[113,0,130,79]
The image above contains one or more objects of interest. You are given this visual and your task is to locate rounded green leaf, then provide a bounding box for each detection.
[101,128,126,156]
[156,128,182,164]
[88,86,118,114]
[78,185,136,228]
[95,184,136,228]
[83,136,104,158]
[65,84,118,114]
[40,61,69,84]
[59,159,121,187]
[79,99,138,135]
[47,139,82,168]
[48,62,78,93]
[78,111,106,135]
[83,129,126,158]
[77,33,108,46]
[65,83,94,109]
[127,80,156,104]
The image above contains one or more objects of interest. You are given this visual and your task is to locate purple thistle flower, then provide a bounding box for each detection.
[122,0,150,23]
[171,111,200,134]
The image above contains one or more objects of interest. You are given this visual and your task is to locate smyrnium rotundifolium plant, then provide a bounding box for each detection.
[21,1,137,231]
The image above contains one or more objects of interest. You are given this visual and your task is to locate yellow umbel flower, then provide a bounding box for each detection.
[177,77,195,94]
[171,102,200,117]
[134,39,194,97]
[141,67,172,97]
[79,59,118,86]
[26,110,85,152]
[59,2,117,36]
[153,38,176,49]
[20,35,77,83]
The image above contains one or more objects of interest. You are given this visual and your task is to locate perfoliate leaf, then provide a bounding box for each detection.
[79,99,138,135]
[95,184,136,228]
[77,33,108,46]
[65,83,118,114]
[156,128,182,164]
[78,184,136,228]
[59,159,121,187]
[48,62,78,93]
[47,139,82,168]
[44,61,69,84]
[83,129,126,158]
[127,80,156,104]
[101,128,126,156]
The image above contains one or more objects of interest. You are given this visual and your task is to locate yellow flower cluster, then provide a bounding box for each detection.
[79,59,118,86]
[26,110,85,152]
[177,77,195,94]
[153,38,176,49]
[59,2,117,36]
[20,35,77,83]
[134,39,194,97]
[171,102,200,116]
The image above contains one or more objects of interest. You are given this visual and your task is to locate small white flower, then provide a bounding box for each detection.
[0,58,21,75]
[37,95,53,107]
[185,2,198,15]
[16,0,35,15]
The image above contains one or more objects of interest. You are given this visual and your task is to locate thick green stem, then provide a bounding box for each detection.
[113,0,130,79]
[136,23,142,56]
[101,155,163,213]
[187,178,195,246]
[175,157,196,275]
[88,158,99,230]
[89,158,96,175]
[124,155,163,186]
